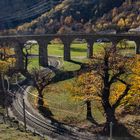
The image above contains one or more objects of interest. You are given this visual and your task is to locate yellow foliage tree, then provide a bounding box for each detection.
[117,18,126,28]
[64,16,73,26]
[110,55,140,111]
[69,72,101,121]
[124,55,140,109]
[69,44,140,133]
[0,47,16,90]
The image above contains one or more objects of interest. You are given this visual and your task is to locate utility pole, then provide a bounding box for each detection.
[110,122,113,140]
[1,74,9,117]
[15,74,27,131]
[23,98,26,131]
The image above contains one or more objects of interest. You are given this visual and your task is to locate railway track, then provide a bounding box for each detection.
[9,57,98,140]
[12,86,97,140]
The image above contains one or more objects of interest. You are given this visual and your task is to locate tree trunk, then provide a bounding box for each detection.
[105,106,117,124]
[86,100,93,121]
[0,74,6,107]
[38,90,44,109]
[0,75,4,107]
[0,75,2,91]
[102,87,118,134]
[24,54,28,72]
[102,98,118,134]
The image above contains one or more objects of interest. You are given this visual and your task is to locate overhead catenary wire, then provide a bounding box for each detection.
[16,84,84,115]
[0,1,51,23]
[6,73,84,116]
[11,86,96,140]
[0,0,49,19]
[0,0,52,20]
[0,0,63,23]
[18,85,82,114]
[6,71,99,116]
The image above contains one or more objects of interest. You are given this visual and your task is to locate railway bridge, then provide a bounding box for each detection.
[0,33,140,70]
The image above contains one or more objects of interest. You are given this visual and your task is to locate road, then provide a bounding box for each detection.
[9,57,102,140]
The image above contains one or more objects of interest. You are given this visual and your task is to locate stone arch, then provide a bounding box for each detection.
[47,37,64,60]
[7,37,38,71]
[116,38,136,57]
[93,37,112,56]
[23,39,39,71]
[69,37,88,60]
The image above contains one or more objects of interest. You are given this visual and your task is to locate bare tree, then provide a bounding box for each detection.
[23,43,33,72]
[31,69,52,109]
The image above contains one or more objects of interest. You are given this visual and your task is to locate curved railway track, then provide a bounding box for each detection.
[12,87,96,140]
[10,57,97,140]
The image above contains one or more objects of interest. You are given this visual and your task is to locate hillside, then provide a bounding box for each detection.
[0,0,140,35]
[0,0,124,35]
[95,0,140,33]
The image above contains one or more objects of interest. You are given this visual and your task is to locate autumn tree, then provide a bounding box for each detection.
[117,18,126,28]
[112,8,118,18]
[23,45,31,72]
[31,69,52,110]
[23,41,37,72]
[0,46,16,107]
[0,47,16,87]
[69,72,101,122]
[90,45,140,132]
[64,16,73,26]
[126,0,132,5]
[69,44,140,133]
[122,55,140,113]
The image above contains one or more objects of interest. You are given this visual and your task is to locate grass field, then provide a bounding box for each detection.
[0,106,44,140]
[27,57,85,71]
[29,80,105,126]
[27,55,105,125]
[27,41,136,71]
[28,41,136,57]
[27,58,78,71]
[0,124,42,140]
[29,43,93,56]
[0,106,5,114]
[27,41,136,126]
